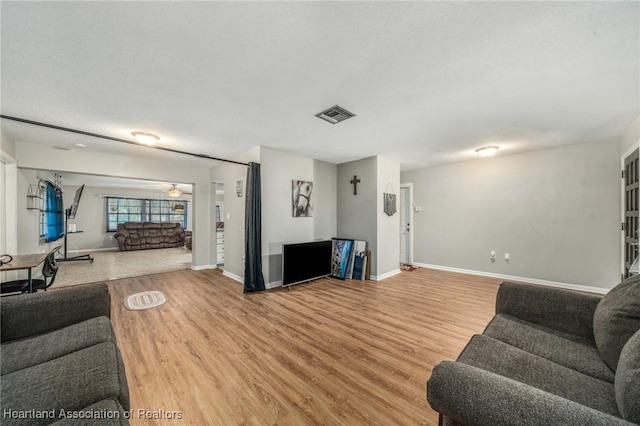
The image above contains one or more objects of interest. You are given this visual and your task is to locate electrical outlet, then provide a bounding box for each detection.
[505,252,510,261]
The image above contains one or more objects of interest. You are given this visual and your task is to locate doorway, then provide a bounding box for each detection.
[214,182,225,267]
[622,147,639,279]
[399,183,413,265]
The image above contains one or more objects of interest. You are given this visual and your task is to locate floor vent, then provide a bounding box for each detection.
[315,105,356,124]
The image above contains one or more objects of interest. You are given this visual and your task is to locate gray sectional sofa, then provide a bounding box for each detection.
[1,283,130,425]
[427,277,640,426]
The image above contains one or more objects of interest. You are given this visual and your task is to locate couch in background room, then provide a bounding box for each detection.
[1,283,130,425]
[114,222,185,251]
[427,277,640,426]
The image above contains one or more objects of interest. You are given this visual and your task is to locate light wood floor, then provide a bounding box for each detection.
[107,268,502,425]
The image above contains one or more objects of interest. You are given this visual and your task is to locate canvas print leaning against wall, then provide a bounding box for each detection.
[292,180,314,217]
[331,238,354,279]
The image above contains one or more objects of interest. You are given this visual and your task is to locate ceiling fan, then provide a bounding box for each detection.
[167,184,192,197]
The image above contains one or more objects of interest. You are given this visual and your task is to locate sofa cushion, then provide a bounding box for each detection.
[484,314,614,382]
[593,275,640,371]
[457,334,619,416]
[1,316,115,375]
[1,342,129,425]
[50,398,129,425]
[616,330,640,423]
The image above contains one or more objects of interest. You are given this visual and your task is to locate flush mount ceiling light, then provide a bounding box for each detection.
[475,146,499,157]
[315,105,356,124]
[131,131,160,145]
[167,184,182,198]
[74,143,87,148]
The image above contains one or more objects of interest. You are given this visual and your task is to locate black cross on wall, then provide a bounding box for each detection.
[350,175,361,195]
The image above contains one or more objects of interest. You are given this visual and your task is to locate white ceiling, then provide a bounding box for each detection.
[2,2,639,171]
[57,172,194,196]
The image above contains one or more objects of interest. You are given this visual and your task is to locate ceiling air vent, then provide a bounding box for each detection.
[315,105,356,124]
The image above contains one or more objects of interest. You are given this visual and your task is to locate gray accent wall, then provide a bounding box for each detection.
[401,141,621,289]
[337,156,400,278]
[337,157,378,274]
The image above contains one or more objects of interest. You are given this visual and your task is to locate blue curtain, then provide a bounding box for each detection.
[244,162,266,293]
[44,182,64,242]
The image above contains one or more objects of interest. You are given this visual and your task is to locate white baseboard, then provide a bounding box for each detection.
[266,280,282,289]
[222,270,243,283]
[191,264,217,271]
[74,247,119,253]
[414,263,609,295]
[371,268,401,281]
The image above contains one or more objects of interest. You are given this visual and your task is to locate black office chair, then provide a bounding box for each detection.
[0,246,61,295]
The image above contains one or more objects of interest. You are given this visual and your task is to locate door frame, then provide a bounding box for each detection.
[400,182,414,265]
[1,152,17,255]
[621,142,640,278]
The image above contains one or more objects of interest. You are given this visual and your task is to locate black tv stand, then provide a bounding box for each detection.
[58,209,93,263]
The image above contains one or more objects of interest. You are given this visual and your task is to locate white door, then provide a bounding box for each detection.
[399,184,413,265]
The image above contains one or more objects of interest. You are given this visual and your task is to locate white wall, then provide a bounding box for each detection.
[376,156,401,278]
[1,128,17,160]
[211,146,338,286]
[210,147,260,278]
[1,131,18,259]
[62,184,192,251]
[16,168,58,255]
[260,147,337,285]
[401,140,621,289]
[620,114,640,154]
[1,131,18,261]
[16,141,213,267]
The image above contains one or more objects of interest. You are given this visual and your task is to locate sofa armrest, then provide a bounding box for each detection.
[427,361,633,426]
[495,281,602,339]
[113,229,128,240]
[1,283,111,342]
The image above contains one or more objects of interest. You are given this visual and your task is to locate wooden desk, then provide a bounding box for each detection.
[0,252,47,293]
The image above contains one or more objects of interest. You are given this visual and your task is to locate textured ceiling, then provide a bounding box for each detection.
[1,1,639,171]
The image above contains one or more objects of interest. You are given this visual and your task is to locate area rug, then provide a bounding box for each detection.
[125,291,167,311]
[401,263,419,271]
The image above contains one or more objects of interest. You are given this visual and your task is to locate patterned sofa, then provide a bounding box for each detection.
[114,222,185,251]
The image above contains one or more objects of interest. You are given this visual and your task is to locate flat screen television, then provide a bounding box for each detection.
[68,185,85,219]
[282,240,332,287]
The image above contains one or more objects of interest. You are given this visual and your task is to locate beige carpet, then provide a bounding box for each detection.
[54,247,193,288]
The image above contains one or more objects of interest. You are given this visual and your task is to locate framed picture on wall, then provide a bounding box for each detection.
[331,238,354,279]
[292,180,314,217]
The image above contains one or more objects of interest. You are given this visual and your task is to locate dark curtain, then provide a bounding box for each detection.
[244,162,266,293]
[44,182,64,242]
